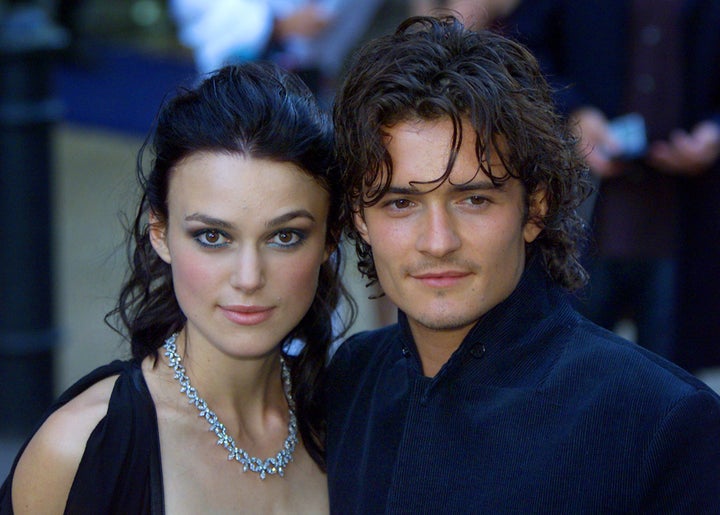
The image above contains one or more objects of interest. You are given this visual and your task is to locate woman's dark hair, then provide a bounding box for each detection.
[334,16,594,291]
[106,61,354,468]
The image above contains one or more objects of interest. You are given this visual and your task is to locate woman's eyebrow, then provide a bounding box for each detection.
[184,213,234,229]
[184,210,317,230]
[266,209,316,228]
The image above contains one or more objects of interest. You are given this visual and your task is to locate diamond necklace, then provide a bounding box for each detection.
[163,333,298,479]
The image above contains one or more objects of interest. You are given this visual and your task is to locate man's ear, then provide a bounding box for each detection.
[148,211,171,264]
[353,207,370,245]
[523,184,548,244]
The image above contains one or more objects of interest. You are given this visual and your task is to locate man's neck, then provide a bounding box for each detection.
[409,322,475,377]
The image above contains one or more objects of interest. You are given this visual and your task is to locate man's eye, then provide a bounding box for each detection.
[390,199,412,209]
[466,195,488,205]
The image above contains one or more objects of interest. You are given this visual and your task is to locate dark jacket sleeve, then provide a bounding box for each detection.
[640,388,720,513]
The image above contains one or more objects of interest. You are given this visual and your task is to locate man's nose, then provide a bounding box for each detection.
[415,205,461,257]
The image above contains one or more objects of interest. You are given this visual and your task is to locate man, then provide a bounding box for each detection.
[326,16,720,513]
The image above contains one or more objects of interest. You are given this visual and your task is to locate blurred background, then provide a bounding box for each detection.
[2,0,719,479]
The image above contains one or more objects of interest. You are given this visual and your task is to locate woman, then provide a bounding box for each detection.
[0,61,352,513]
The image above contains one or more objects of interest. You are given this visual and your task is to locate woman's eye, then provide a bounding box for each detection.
[270,230,304,248]
[195,229,229,247]
[204,230,220,243]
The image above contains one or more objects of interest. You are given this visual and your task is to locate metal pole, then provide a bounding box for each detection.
[0,3,66,437]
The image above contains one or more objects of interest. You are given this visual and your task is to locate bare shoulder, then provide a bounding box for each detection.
[11,373,119,514]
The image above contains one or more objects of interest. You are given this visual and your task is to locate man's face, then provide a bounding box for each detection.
[354,118,544,347]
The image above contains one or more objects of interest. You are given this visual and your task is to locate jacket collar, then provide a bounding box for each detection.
[397,257,574,387]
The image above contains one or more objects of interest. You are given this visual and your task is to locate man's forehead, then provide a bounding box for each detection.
[358,118,516,198]
[381,119,508,159]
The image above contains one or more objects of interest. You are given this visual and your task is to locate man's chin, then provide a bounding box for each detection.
[409,311,480,333]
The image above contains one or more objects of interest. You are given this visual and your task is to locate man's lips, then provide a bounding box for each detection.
[411,270,471,288]
[219,305,275,325]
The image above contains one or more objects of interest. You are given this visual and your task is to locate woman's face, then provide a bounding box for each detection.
[150,151,330,360]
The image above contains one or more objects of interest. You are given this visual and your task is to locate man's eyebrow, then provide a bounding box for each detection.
[386,186,422,195]
[385,181,500,195]
[452,181,502,192]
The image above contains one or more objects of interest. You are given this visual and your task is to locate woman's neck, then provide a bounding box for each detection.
[164,329,288,438]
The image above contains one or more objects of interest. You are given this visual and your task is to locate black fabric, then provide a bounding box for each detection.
[0,359,164,514]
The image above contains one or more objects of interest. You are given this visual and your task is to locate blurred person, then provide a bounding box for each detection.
[411,0,520,28]
[169,0,384,104]
[0,61,353,513]
[326,16,720,512]
[502,0,720,363]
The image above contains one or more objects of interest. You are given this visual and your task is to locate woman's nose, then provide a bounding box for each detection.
[229,246,264,293]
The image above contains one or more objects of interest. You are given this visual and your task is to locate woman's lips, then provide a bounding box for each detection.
[220,305,275,326]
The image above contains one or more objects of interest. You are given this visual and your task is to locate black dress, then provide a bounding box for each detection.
[0,359,165,514]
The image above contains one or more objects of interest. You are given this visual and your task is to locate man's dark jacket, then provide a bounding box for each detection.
[325,261,720,513]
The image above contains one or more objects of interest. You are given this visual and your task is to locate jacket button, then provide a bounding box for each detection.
[470,345,486,358]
